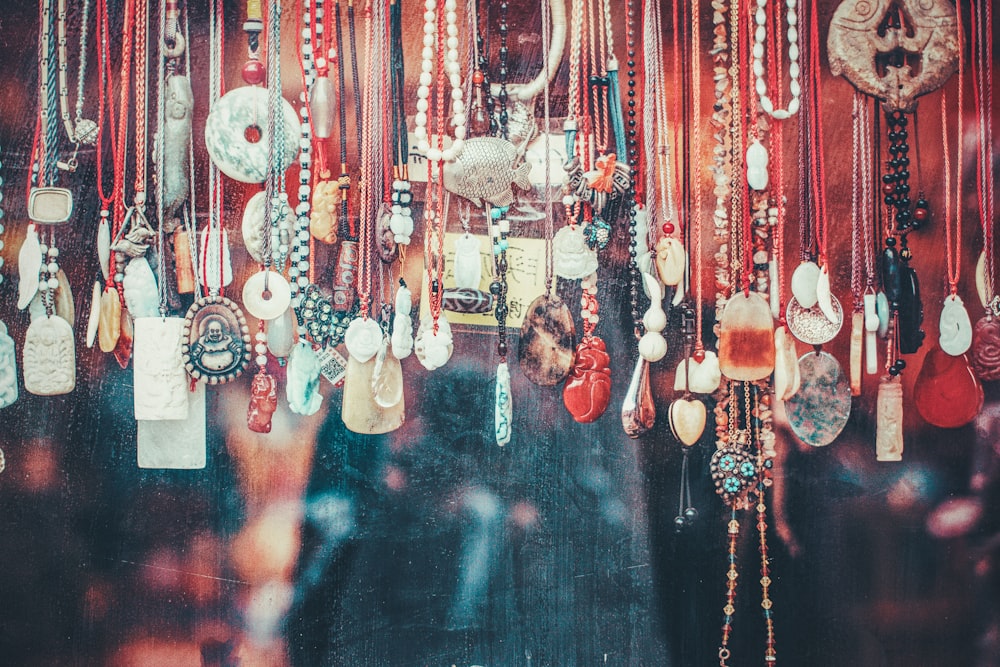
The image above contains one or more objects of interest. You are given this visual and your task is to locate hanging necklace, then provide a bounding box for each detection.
[752,0,801,119]
[181,0,251,387]
[23,0,76,397]
[850,91,879,392]
[387,0,413,247]
[970,0,999,381]
[518,0,576,390]
[56,0,98,153]
[414,0,466,163]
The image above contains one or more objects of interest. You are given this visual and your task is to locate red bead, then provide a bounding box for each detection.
[882,182,896,195]
[913,207,929,221]
[693,349,706,363]
[472,70,484,84]
[662,222,675,235]
[242,59,265,85]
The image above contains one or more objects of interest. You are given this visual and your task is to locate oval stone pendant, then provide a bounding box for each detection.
[518,293,575,386]
[718,291,775,381]
[914,345,983,428]
[784,351,851,447]
[938,294,972,356]
[971,316,1000,381]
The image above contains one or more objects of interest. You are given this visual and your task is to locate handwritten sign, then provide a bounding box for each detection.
[419,232,550,330]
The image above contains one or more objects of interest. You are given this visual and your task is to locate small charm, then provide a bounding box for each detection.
[310,180,340,244]
[718,292,775,381]
[17,224,42,310]
[562,336,612,423]
[621,356,655,438]
[710,446,757,506]
[344,317,383,364]
[939,294,972,356]
[391,282,414,359]
[247,370,278,434]
[673,351,722,394]
[181,295,252,384]
[669,398,707,446]
[495,361,512,446]
[583,217,612,251]
[453,233,483,289]
[414,315,454,371]
[745,139,769,190]
[790,261,820,309]
[654,237,686,287]
[552,225,598,279]
[23,315,76,396]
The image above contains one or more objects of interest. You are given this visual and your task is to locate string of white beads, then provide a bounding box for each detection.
[753,0,800,120]
[413,0,465,162]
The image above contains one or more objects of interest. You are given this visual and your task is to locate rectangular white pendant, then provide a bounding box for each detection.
[133,317,190,420]
[137,382,206,469]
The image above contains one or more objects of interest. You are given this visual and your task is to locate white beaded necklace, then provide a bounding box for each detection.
[753,0,801,120]
[413,0,466,163]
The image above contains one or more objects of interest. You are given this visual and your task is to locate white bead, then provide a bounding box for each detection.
[562,195,575,206]
[256,355,268,367]
[447,36,459,51]
[444,0,457,10]
[452,113,467,129]
[787,97,801,115]
[449,74,462,89]
[755,78,767,96]
[415,126,427,139]
[451,87,463,101]
[297,276,309,287]
[454,125,466,139]
[447,48,459,63]
[789,62,800,79]
[755,7,766,24]
[256,331,267,342]
[446,60,461,76]
[452,100,465,115]
[416,98,429,112]
[301,28,311,39]
[442,148,455,161]
[753,42,764,59]
[760,96,774,114]
[427,148,442,162]
[417,85,429,99]
[425,0,436,8]
[755,25,766,42]
[753,61,764,78]
[299,184,311,197]
[423,33,434,47]
[787,9,797,25]
[788,26,798,43]
[414,112,427,128]
[447,23,458,37]
[789,44,799,61]
[421,58,433,73]
[255,343,268,354]
[47,262,59,273]
[789,79,801,97]
[47,277,59,289]
[422,46,434,61]
[773,109,790,120]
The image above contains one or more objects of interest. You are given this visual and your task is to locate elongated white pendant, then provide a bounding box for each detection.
[746,139,769,190]
[265,308,296,359]
[0,321,19,409]
[17,224,41,310]
[23,315,75,396]
[133,317,190,420]
[200,226,233,290]
[864,293,880,375]
[453,233,483,289]
[97,214,111,281]
[86,280,102,348]
[495,361,512,446]
[137,382,206,469]
[391,283,414,359]
[816,264,839,324]
[622,356,655,438]
[123,257,160,318]
[287,342,324,416]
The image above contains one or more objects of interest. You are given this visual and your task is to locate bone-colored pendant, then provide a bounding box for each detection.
[773,325,800,401]
[310,179,339,244]
[654,237,686,287]
[790,261,820,310]
[54,269,75,327]
[673,351,722,394]
[17,224,42,310]
[98,214,111,281]
[137,381,206,469]
[939,294,972,356]
[123,257,160,318]
[414,315,454,371]
[453,233,483,289]
[265,308,296,359]
[344,317,383,363]
[23,315,76,396]
[98,288,122,352]
[86,280,102,348]
[850,311,863,396]
[828,0,960,113]
[391,283,414,359]
[669,398,707,446]
[718,291,775,381]
[552,225,598,279]
[371,339,404,409]
[133,317,189,420]
[876,376,904,461]
[746,139,769,190]
[864,293,880,374]
[495,361,512,446]
[242,270,292,321]
[638,273,668,362]
[816,264,838,324]
[0,321,19,409]
[621,356,655,438]
[342,354,405,435]
[241,191,268,263]
[287,341,324,416]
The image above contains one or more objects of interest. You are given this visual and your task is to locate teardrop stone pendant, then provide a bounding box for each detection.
[621,356,655,438]
[913,345,983,429]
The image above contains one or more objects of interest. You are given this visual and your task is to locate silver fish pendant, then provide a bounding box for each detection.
[442,137,531,209]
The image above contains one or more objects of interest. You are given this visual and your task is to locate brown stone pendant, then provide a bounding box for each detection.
[518,293,576,386]
[247,370,278,434]
[342,354,404,435]
[174,228,196,294]
[718,291,775,381]
[621,356,655,438]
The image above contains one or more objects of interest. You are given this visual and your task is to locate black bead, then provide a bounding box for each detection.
[889,366,900,376]
[896,359,907,370]
[898,196,911,208]
[886,237,896,246]
[684,507,699,522]
[898,156,910,167]
[882,173,896,184]
[497,342,507,356]
[489,281,502,295]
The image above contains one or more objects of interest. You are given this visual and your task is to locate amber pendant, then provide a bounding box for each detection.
[621,356,655,438]
[914,345,983,428]
[563,336,612,423]
[718,292,775,381]
[247,370,278,434]
[518,293,576,386]
[98,287,122,353]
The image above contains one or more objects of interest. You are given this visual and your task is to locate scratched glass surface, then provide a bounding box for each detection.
[0,1,996,666]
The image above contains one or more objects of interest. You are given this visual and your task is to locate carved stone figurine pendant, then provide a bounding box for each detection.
[133,317,190,421]
[0,321,19,409]
[562,336,612,423]
[247,370,278,434]
[23,315,76,396]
